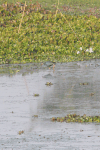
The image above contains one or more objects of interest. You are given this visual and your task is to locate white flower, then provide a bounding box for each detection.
[89,47,93,53]
[86,49,89,52]
[77,51,80,54]
[86,47,93,53]
[80,47,82,50]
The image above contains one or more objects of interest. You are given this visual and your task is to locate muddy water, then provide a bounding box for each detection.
[0,59,100,150]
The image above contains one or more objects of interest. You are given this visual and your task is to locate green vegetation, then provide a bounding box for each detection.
[45,82,53,86]
[51,114,100,123]
[34,94,39,96]
[0,1,100,64]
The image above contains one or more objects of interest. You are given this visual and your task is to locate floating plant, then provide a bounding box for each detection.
[18,130,24,135]
[80,82,88,85]
[0,2,100,64]
[34,115,38,118]
[34,94,39,96]
[90,93,95,96]
[51,114,100,123]
[45,82,53,86]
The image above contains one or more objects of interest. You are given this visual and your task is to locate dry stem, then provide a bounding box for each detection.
[18,1,26,33]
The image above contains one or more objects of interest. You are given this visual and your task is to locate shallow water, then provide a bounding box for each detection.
[0,59,100,149]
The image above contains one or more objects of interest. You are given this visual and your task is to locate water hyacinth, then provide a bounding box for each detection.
[0,2,99,64]
[51,114,100,123]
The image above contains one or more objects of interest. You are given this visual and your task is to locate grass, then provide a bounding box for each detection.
[0,0,100,64]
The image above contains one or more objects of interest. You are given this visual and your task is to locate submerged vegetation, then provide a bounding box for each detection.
[51,114,100,123]
[0,1,100,64]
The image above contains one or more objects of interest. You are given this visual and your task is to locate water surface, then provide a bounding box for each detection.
[0,59,100,149]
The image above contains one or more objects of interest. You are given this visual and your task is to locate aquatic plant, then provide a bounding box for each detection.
[80,82,88,85]
[45,82,53,86]
[0,1,100,64]
[34,94,39,96]
[51,114,100,123]
[18,130,24,135]
[34,115,38,117]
